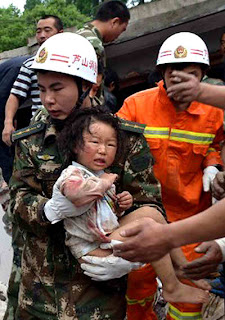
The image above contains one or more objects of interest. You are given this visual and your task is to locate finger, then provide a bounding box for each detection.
[194,242,210,253]
[118,224,143,238]
[183,272,215,280]
[80,263,105,274]
[81,256,102,264]
[100,243,113,250]
[118,200,131,206]
[91,276,104,282]
[114,248,144,262]
[118,196,130,202]
[213,174,225,192]
[100,240,122,250]
[167,84,185,95]
[182,257,210,269]
[216,172,225,183]
[83,271,104,281]
[183,265,216,274]
[171,70,191,79]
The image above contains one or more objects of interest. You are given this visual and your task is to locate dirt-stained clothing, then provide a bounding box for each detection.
[7,108,164,319]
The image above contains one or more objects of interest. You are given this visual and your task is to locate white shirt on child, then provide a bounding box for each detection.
[59,162,122,258]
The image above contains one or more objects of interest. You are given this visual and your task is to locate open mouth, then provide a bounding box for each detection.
[94,159,106,165]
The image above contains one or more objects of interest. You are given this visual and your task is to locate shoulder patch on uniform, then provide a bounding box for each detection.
[119,118,146,134]
[12,122,46,142]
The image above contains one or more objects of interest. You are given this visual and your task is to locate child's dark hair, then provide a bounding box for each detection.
[58,106,124,166]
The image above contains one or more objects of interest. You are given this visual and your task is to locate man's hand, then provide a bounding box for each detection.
[2,122,15,146]
[80,254,142,281]
[117,191,133,211]
[167,71,201,103]
[180,241,222,280]
[212,171,225,200]
[112,217,171,263]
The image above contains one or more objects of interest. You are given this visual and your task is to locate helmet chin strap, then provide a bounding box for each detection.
[50,117,66,132]
[75,87,91,110]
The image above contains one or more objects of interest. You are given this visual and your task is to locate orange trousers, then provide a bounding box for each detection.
[126,264,158,320]
[126,243,204,320]
[166,243,204,320]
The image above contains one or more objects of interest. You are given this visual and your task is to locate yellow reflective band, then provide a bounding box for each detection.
[125,294,154,307]
[207,148,216,152]
[170,129,215,145]
[168,304,202,320]
[144,127,169,139]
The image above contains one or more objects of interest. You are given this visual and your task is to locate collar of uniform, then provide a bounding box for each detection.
[186,102,206,115]
[43,122,57,144]
[85,22,103,42]
[158,80,206,115]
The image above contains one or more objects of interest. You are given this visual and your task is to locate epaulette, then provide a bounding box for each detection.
[119,118,146,134]
[12,122,46,142]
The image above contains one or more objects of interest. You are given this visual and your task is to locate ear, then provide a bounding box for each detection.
[111,17,120,28]
[109,81,115,91]
[82,80,92,92]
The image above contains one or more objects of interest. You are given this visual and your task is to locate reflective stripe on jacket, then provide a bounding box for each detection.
[117,80,224,222]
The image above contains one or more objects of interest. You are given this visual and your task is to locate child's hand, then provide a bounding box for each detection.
[100,173,118,185]
[117,191,133,211]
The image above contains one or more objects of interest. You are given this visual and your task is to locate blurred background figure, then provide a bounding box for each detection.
[104,68,120,113]
[207,31,225,83]
[0,56,31,183]
[147,69,162,88]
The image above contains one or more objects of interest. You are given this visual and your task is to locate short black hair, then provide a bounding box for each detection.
[58,106,124,166]
[104,68,119,91]
[39,15,63,32]
[95,1,130,23]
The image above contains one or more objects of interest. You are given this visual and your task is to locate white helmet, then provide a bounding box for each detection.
[31,32,97,83]
[156,32,209,67]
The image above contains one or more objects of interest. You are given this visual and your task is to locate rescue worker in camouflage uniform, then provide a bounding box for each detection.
[6,32,165,319]
[77,0,129,102]
[77,0,129,68]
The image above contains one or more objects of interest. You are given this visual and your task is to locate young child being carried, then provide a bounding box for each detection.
[56,107,209,304]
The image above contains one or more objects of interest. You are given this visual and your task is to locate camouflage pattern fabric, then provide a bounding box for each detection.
[0,168,10,213]
[3,223,23,320]
[6,109,164,319]
[76,23,105,68]
[202,75,225,86]
[76,23,105,100]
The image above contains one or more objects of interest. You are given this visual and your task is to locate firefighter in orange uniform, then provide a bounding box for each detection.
[117,32,225,320]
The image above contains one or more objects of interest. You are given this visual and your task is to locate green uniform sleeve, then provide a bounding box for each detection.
[9,138,52,237]
[110,131,166,218]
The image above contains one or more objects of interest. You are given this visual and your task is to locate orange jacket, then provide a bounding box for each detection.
[118,81,224,222]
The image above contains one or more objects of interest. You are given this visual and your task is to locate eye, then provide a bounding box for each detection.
[53,87,63,92]
[108,143,117,147]
[39,87,46,93]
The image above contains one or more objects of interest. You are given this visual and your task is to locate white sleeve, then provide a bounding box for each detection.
[215,237,225,262]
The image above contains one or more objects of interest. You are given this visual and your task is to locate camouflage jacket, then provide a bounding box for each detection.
[9,109,164,319]
[76,22,105,68]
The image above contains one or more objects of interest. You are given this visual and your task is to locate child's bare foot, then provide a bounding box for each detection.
[163,282,209,304]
